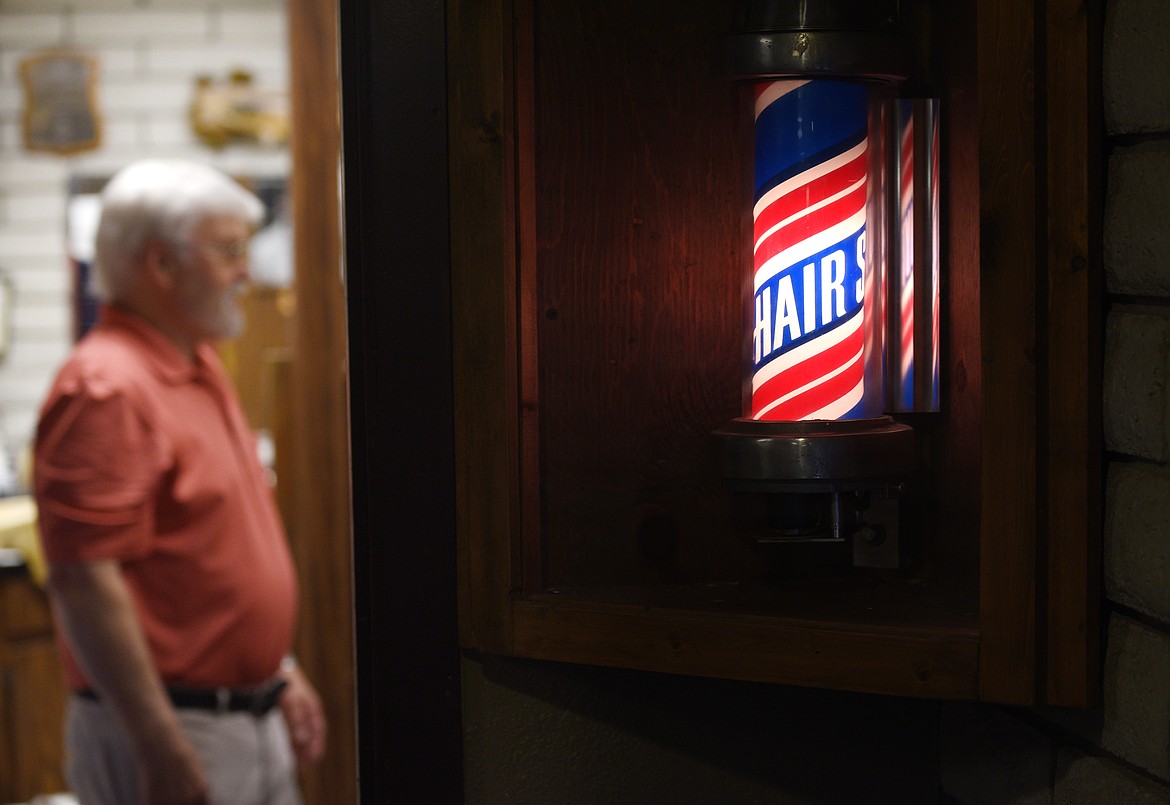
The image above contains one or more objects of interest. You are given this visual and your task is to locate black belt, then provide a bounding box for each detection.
[77,679,287,716]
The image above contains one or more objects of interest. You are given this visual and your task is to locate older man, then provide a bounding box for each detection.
[34,160,325,805]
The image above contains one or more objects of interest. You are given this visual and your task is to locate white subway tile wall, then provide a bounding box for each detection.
[0,0,289,473]
[68,11,212,41]
[0,14,65,46]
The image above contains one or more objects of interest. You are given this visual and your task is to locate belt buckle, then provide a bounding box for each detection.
[215,687,232,715]
[252,678,288,716]
[249,687,268,717]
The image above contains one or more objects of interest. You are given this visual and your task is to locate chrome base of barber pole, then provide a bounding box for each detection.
[712,417,913,568]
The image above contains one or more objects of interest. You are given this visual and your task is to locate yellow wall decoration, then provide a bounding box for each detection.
[190,69,290,149]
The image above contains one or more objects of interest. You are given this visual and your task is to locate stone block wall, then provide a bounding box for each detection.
[1096,0,1170,791]
[0,0,288,485]
[942,0,1170,801]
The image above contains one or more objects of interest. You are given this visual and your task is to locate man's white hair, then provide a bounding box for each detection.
[93,160,265,302]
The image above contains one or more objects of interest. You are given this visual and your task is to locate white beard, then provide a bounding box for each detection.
[178,275,247,341]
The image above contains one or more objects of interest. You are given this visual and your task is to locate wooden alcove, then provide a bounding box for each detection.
[448,0,1100,705]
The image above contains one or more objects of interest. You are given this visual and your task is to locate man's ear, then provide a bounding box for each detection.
[142,240,177,288]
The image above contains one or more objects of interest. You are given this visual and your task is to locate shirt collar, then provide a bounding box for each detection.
[96,305,209,385]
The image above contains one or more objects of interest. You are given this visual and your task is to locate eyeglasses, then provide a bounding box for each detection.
[177,239,250,261]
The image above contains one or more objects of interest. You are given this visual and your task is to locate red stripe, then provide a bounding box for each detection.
[759,349,864,421]
[752,323,863,419]
[754,151,867,243]
[900,124,914,195]
[755,184,866,266]
[901,293,914,345]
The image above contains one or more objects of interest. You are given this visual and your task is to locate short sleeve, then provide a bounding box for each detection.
[34,384,162,563]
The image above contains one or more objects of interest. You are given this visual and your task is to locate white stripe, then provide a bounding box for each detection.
[754,174,867,255]
[754,342,864,419]
[754,210,866,292]
[752,309,863,392]
[804,376,865,420]
[754,79,808,120]
[753,138,868,222]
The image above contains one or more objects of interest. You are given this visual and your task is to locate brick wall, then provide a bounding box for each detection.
[0,0,288,485]
[941,0,1170,801]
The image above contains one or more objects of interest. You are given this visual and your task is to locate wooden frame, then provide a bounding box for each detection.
[0,574,68,802]
[341,0,466,800]
[20,49,101,156]
[287,0,357,802]
[450,0,1100,706]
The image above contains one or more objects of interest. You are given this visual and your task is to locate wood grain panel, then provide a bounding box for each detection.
[0,576,68,803]
[0,572,54,639]
[449,0,521,653]
[512,600,979,700]
[4,638,68,800]
[287,0,355,801]
[516,0,545,597]
[918,0,982,593]
[1044,0,1102,707]
[219,288,294,430]
[533,0,754,588]
[976,0,1039,704]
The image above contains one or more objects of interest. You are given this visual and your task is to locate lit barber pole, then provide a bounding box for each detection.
[714,0,926,557]
[750,79,874,422]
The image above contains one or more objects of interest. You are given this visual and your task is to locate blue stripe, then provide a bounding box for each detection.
[753,224,865,371]
[842,398,865,419]
[754,81,869,200]
[754,294,862,373]
[754,130,867,206]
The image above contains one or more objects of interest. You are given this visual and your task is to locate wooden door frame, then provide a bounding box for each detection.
[338,0,466,802]
[286,0,357,801]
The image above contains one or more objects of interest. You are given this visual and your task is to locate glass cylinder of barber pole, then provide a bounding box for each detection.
[894,99,917,410]
[887,98,941,413]
[748,79,886,421]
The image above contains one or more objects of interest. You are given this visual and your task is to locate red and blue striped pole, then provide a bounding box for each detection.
[749,79,876,422]
[714,2,919,552]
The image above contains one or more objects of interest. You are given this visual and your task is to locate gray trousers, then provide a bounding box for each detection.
[64,694,301,805]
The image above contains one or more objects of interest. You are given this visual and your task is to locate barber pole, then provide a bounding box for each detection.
[714,1,926,555]
[749,80,874,421]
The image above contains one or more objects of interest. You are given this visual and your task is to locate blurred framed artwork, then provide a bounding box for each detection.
[20,48,102,156]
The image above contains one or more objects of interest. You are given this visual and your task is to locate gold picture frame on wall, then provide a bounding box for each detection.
[20,48,102,156]
[190,70,289,149]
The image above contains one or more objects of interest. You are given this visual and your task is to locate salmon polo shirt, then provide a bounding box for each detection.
[34,305,297,692]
